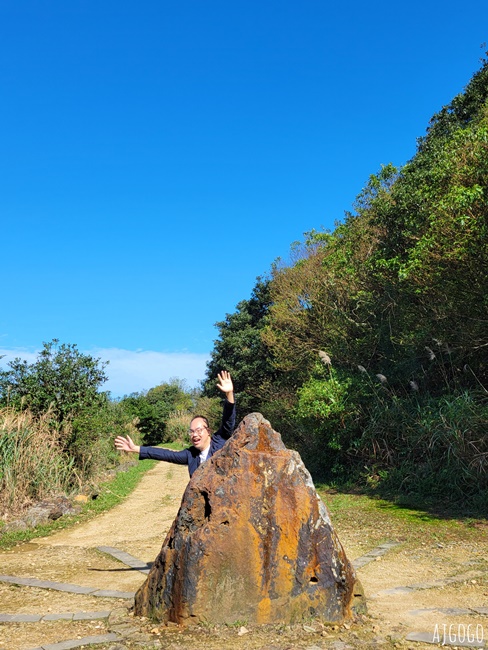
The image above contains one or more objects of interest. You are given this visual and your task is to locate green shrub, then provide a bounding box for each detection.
[69,399,140,479]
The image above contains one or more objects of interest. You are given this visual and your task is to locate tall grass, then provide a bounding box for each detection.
[273,355,488,511]
[356,389,488,509]
[0,407,74,512]
[0,404,142,516]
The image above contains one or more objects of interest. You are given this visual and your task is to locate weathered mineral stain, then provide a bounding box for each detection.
[134,413,365,624]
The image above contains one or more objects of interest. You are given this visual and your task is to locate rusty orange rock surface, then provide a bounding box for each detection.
[135,413,365,625]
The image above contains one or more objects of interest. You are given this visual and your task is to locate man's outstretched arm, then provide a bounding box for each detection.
[115,435,189,465]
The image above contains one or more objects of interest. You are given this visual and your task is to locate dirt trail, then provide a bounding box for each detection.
[34,462,186,566]
[0,462,188,649]
[0,461,487,650]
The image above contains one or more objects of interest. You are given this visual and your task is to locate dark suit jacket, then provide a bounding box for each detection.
[138,399,236,476]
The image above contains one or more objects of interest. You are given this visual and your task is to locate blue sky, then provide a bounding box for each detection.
[1,0,487,395]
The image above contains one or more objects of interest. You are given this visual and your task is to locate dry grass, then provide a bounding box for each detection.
[0,407,74,515]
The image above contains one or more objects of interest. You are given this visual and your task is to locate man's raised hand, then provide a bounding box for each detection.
[216,370,234,402]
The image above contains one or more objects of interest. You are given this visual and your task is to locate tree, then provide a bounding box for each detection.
[201,58,488,502]
[0,340,134,480]
[0,339,109,425]
[203,277,275,419]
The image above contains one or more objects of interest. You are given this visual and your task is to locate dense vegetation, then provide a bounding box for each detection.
[0,340,135,511]
[204,59,488,511]
[0,340,220,514]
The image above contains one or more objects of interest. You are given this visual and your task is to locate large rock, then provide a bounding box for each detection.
[134,413,365,625]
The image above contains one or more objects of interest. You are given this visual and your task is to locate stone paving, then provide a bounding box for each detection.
[2,541,487,649]
[372,569,488,598]
[351,541,401,569]
[1,541,403,649]
[408,607,488,617]
[96,545,151,574]
[28,633,119,650]
[0,565,137,649]
[0,611,111,623]
[0,574,135,599]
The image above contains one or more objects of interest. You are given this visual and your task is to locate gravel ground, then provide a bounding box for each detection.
[0,462,486,650]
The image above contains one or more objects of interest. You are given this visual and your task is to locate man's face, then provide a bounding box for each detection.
[189,417,211,451]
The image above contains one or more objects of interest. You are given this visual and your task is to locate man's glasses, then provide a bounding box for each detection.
[189,426,208,436]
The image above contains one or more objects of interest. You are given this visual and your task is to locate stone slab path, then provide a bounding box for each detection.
[0,461,187,650]
[0,458,487,650]
[96,546,151,574]
[352,542,401,569]
[28,633,119,650]
[0,612,111,623]
[0,575,135,599]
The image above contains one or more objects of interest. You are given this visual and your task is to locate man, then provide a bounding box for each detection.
[114,371,235,477]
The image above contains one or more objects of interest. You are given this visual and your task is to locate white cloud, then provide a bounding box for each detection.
[93,348,210,396]
[0,347,210,398]
[0,348,39,365]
